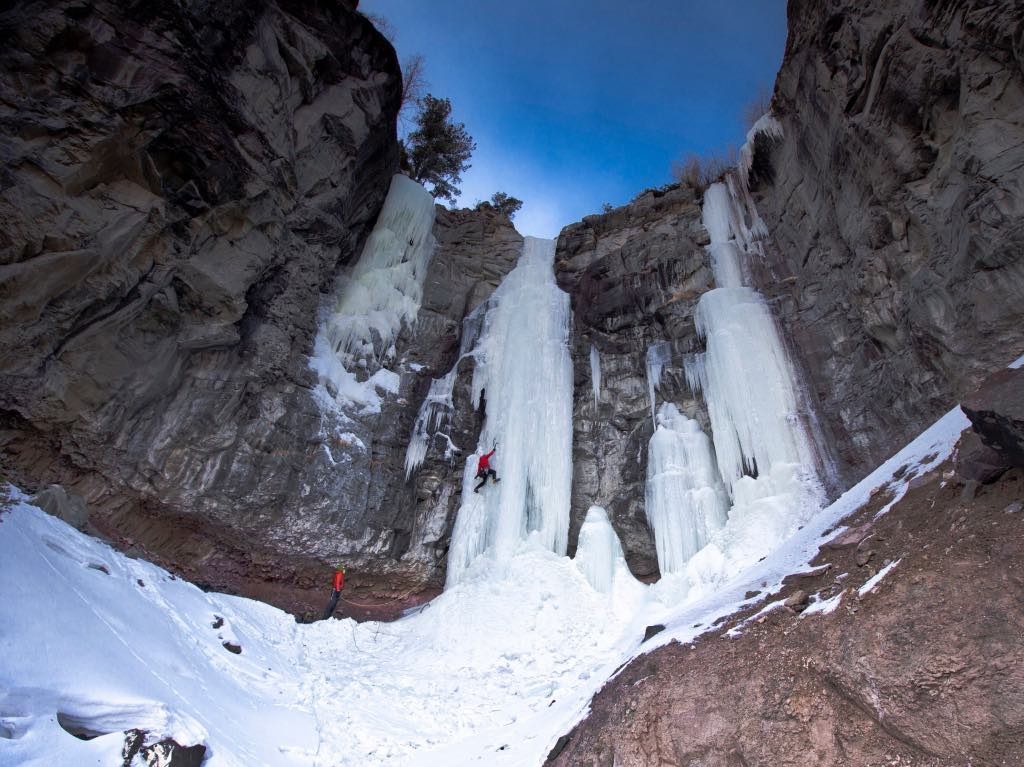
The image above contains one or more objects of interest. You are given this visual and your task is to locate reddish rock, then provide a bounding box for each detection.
[956,431,1011,483]
[823,523,872,550]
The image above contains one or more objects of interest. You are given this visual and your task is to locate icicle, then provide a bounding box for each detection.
[589,344,601,407]
[445,238,574,588]
[644,404,729,574]
[682,352,706,395]
[645,342,672,426]
[404,369,458,478]
[310,175,436,414]
[574,506,626,593]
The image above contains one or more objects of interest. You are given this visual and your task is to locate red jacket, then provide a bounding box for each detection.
[478,449,495,471]
[333,570,345,591]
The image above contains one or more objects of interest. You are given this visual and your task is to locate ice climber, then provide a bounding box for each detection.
[473,447,500,493]
[322,565,345,620]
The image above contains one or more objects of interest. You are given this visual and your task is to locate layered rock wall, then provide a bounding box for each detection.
[753,0,1024,482]
[0,0,408,610]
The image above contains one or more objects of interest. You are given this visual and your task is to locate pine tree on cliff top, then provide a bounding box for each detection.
[403,94,475,204]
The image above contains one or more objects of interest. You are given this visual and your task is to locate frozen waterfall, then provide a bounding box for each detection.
[645,341,672,425]
[310,174,436,414]
[694,179,819,495]
[645,404,729,574]
[644,159,824,586]
[445,237,574,587]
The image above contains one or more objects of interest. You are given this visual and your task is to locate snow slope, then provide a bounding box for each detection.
[0,402,971,766]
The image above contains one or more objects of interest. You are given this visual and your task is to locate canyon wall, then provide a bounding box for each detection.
[2,0,1022,618]
[553,0,1024,567]
[551,0,1024,762]
[754,0,1024,481]
[0,0,409,613]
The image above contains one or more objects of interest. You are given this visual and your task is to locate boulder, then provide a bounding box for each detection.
[784,590,810,610]
[823,523,872,551]
[961,368,1024,468]
[955,430,1010,484]
[122,729,206,767]
[643,624,666,642]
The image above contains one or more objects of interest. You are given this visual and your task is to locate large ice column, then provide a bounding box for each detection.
[644,404,729,574]
[574,506,626,593]
[695,181,818,493]
[310,175,436,413]
[701,183,746,288]
[445,237,574,587]
[642,169,823,583]
[694,287,817,489]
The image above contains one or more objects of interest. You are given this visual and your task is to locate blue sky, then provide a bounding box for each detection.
[359,1,788,238]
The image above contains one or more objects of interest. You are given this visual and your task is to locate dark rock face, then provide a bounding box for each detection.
[122,729,206,767]
[961,367,1024,468]
[555,186,713,577]
[29,483,89,529]
[0,1,404,611]
[550,464,1024,766]
[753,0,1024,484]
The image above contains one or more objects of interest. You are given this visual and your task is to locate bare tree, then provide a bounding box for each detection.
[363,12,396,43]
[400,54,428,132]
[671,147,737,190]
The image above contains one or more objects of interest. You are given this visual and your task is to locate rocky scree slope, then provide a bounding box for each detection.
[0,0,414,614]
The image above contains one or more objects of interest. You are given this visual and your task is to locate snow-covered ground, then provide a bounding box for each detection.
[0,404,970,767]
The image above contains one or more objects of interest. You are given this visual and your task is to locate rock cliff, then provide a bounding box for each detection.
[0,0,408,612]
[552,0,1024,576]
[754,0,1024,483]
[555,186,713,577]
[0,0,523,616]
